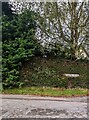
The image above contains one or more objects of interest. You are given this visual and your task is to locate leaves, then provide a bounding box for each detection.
[2,10,40,88]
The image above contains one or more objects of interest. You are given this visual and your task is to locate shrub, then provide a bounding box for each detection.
[2,10,41,88]
[21,58,88,88]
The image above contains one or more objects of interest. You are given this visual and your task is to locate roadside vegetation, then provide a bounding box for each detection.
[1,2,89,97]
[2,87,89,97]
[21,57,88,88]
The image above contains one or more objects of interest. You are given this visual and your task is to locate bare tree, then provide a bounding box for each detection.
[36,2,89,59]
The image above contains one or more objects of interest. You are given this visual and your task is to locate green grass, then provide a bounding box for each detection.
[2,87,89,97]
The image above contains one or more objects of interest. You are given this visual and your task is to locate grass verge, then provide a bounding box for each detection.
[1,87,89,97]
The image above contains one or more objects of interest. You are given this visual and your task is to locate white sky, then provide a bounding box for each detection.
[9,0,88,2]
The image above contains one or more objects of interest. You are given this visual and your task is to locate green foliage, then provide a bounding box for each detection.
[2,10,40,88]
[29,67,67,87]
[21,57,88,88]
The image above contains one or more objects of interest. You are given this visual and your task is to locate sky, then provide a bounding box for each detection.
[9,0,88,3]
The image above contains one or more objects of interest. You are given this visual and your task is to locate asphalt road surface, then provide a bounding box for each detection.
[0,95,89,119]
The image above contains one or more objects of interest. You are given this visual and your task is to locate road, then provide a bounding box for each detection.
[0,95,89,119]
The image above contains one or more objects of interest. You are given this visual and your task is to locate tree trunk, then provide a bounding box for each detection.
[70,47,76,60]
